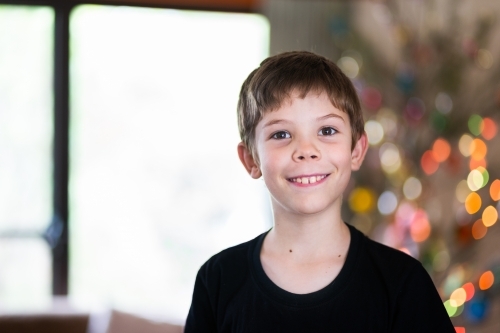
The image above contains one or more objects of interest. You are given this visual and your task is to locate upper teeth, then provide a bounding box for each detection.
[290,175,326,184]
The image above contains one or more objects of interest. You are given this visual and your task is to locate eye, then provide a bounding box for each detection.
[319,127,336,136]
[271,131,291,139]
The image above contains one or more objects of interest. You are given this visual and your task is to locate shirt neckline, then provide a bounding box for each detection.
[249,222,361,308]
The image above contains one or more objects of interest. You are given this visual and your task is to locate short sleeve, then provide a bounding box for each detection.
[184,266,218,333]
[391,263,455,333]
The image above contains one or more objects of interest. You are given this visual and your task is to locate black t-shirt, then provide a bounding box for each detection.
[185,223,455,332]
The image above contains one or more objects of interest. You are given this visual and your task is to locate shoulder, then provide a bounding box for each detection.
[352,228,454,331]
[197,232,264,284]
[351,226,425,290]
[361,230,421,272]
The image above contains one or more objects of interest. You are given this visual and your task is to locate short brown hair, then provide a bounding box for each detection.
[237,51,364,156]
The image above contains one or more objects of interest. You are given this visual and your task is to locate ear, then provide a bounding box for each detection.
[351,132,368,171]
[237,142,262,179]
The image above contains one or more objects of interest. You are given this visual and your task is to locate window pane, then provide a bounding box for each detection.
[70,5,270,321]
[0,6,53,232]
[0,238,52,310]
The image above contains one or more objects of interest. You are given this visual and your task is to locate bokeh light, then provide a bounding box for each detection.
[421,150,439,175]
[432,138,451,162]
[467,169,484,191]
[476,167,489,187]
[469,158,487,171]
[433,250,450,272]
[444,266,465,296]
[490,179,500,201]
[379,142,401,173]
[405,97,425,122]
[470,138,487,161]
[362,87,382,111]
[403,177,422,200]
[454,327,465,333]
[458,134,473,157]
[410,209,431,242]
[465,192,481,214]
[475,49,493,69]
[463,282,475,302]
[455,180,471,203]
[479,271,494,290]
[450,287,467,307]
[435,92,453,114]
[349,187,375,213]
[481,118,497,140]
[377,191,398,215]
[376,108,398,138]
[482,206,498,227]
[365,120,384,145]
[468,115,483,136]
[444,300,457,317]
[395,201,416,228]
[472,219,487,240]
[337,56,360,79]
[465,294,488,323]
[453,304,465,317]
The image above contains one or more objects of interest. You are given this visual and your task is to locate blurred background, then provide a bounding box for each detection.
[0,0,499,332]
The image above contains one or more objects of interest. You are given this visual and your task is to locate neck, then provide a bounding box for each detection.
[265,200,349,260]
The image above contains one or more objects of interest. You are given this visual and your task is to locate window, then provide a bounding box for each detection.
[0,5,54,310]
[69,5,270,320]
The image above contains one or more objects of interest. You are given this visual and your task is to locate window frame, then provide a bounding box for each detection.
[0,0,258,296]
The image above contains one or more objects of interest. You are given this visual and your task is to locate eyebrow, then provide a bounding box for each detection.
[317,113,345,123]
[262,119,291,128]
[262,113,345,128]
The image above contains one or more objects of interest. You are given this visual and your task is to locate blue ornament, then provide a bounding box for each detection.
[329,17,349,36]
[396,71,415,95]
[465,292,489,323]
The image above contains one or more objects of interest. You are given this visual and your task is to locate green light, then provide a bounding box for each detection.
[468,114,483,136]
[444,300,457,317]
[477,167,489,187]
[452,303,464,317]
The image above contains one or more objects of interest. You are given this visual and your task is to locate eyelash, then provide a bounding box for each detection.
[270,127,337,139]
[318,127,337,136]
[271,131,291,140]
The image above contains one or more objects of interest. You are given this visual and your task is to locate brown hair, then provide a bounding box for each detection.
[237,51,364,156]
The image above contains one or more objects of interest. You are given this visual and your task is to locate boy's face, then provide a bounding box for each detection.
[238,90,367,217]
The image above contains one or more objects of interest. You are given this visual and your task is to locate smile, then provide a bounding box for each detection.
[287,174,329,185]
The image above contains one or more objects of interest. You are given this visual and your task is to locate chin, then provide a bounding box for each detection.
[276,197,337,216]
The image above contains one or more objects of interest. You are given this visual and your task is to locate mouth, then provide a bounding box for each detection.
[287,174,330,185]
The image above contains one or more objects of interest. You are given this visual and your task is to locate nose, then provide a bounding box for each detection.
[292,139,321,162]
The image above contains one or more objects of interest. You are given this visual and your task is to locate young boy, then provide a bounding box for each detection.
[185,51,455,332]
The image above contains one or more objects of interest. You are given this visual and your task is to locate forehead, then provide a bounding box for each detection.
[259,89,348,122]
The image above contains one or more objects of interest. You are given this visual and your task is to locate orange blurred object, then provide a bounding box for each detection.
[421,150,439,175]
[491,179,500,201]
[481,118,497,140]
[469,158,487,171]
[472,219,487,239]
[479,271,494,290]
[455,327,465,333]
[410,210,431,242]
[470,138,487,161]
[482,206,498,227]
[432,138,451,162]
[465,192,482,214]
[463,282,475,301]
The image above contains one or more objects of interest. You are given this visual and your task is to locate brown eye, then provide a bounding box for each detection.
[319,127,336,136]
[271,131,291,139]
